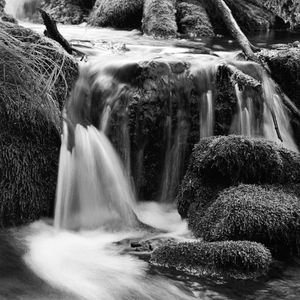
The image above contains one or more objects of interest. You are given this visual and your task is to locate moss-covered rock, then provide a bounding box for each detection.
[0,21,78,227]
[176,0,214,38]
[41,0,94,24]
[249,0,300,29]
[189,184,300,259]
[142,0,177,38]
[177,135,300,218]
[150,240,272,279]
[88,0,144,29]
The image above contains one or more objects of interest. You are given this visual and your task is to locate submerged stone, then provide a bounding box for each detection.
[150,240,272,280]
[189,184,300,259]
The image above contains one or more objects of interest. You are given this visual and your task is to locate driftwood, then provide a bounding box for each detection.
[39,9,86,59]
[39,9,73,54]
[212,0,285,142]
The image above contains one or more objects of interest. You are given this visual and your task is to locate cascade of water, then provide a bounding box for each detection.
[54,63,138,230]
[200,90,214,138]
[230,65,298,151]
[5,0,40,19]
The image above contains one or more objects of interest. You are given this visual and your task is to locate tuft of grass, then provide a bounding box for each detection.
[177,135,300,218]
[142,0,178,38]
[88,0,144,29]
[0,21,78,226]
[150,240,272,279]
[189,184,300,258]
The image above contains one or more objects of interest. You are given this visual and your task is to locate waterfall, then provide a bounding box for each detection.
[230,65,298,152]
[54,65,137,231]
[5,0,40,19]
[54,55,298,224]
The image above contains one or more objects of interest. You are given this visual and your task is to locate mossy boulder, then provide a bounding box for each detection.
[150,240,272,279]
[142,0,177,38]
[189,184,300,259]
[176,0,214,38]
[0,21,78,227]
[88,0,144,29]
[40,0,91,24]
[177,135,300,218]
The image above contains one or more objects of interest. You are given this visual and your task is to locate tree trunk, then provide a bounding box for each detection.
[211,0,256,60]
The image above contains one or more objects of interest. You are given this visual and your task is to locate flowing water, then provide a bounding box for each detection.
[1,14,300,300]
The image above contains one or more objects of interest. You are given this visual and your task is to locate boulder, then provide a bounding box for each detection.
[0,21,78,226]
[142,0,178,38]
[177,135,300,218]
[150,240,272,279]
[88,0,144,29]
[189,184,300,258]
[176,0,214,38]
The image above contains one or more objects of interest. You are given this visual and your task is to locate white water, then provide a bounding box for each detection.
[21,200,191,300]
[54,122,137,230]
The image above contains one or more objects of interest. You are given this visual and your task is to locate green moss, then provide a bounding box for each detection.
[142,0,177,38]
[0,22,78,227]
[88,0,144,29]
[176,0,214,37]
[189,184,300,258]
[150,240,272,279]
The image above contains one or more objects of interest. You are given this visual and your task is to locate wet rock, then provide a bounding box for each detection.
[88,0,144,29]
[189,184,300,259]
[176,0,214,38]
[0,21,78,227]
[142,0,178,38]
[150,240,272,280]
[177,135,300,218]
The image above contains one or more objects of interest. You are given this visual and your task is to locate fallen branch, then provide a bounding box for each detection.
[39,9,73,54]
[39,9,86,59]
[218,63,261,91]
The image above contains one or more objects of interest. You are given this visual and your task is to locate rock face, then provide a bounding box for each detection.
[0,21,78,227]
[142,0,178,38]
[88,0,144,29]
[150,240,272,279]
[176,0,214,37]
